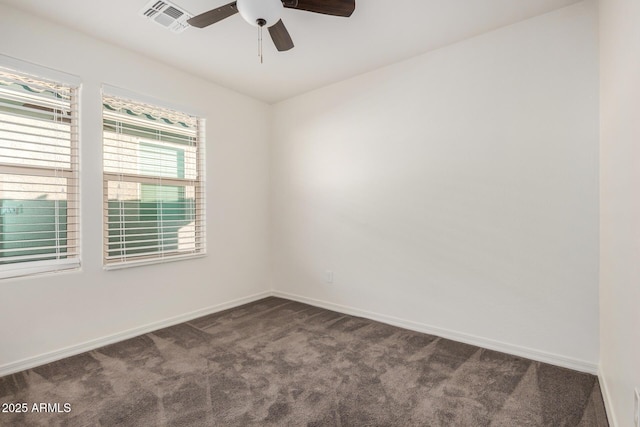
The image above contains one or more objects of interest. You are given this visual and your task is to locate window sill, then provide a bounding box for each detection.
[103,252,206,271]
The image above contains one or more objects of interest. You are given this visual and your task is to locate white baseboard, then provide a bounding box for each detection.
[272,290,599,375]
[0,291,272,377]
[598,367,618,427]
[1,289,599,378]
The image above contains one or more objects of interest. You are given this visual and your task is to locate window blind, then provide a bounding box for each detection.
[0,68,80,279]
[102,94,205,268]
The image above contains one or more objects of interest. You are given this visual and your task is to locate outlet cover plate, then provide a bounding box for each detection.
[324,270,334,284]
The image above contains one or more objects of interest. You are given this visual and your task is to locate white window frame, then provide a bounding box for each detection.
[101,86,205,269]
[0,56,81,279]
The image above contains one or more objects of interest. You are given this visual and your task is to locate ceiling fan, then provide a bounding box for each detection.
[187,0,356,53]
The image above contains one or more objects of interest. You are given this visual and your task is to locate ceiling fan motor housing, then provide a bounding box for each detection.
[237,0,283,27]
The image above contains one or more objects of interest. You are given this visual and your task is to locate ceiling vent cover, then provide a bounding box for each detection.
[139,0,192,33]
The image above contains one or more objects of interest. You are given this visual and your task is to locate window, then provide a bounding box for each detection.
[0,68,80,279]
[102,93,205,268]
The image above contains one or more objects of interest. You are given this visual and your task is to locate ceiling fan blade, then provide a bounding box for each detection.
[269,20,294,52]
[187,2,238,28]
[282,0,355,17]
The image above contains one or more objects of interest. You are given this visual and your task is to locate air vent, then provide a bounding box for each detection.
[139,0,192,33]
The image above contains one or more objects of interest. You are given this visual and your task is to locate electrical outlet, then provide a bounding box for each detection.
[634,388,640,427]
[324,270,334,284]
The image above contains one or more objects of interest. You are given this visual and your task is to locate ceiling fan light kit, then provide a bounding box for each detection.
[237,0,283,27]
[187,0,355,60]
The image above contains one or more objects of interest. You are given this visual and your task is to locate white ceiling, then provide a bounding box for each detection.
[3,0,581,103]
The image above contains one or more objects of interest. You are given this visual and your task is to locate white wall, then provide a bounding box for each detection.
[599,0,640,424]
[0,5,270,371]
[271,2,600,369]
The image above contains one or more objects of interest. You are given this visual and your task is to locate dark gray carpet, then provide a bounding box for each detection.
[0,297,608,426]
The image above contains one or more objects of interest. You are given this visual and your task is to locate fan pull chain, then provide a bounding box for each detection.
[258,25,263,64]
[256,18,267,64]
